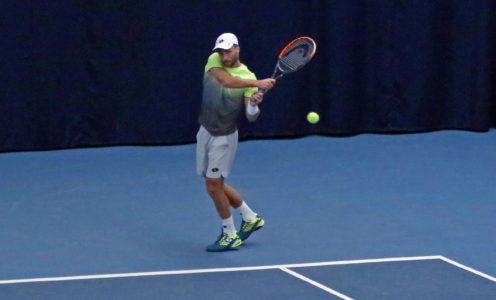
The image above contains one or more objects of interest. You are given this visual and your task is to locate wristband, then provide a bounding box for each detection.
[246,103,259,115]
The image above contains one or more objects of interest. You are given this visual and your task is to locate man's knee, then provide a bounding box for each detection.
[205,177,223,196]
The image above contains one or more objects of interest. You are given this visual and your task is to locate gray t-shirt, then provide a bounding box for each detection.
[198,72,247,136]
[198,52,258,136]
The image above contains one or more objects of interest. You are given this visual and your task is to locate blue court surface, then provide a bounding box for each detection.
[1,130,495,299]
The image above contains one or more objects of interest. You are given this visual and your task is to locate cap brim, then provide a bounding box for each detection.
[212,42,235,51]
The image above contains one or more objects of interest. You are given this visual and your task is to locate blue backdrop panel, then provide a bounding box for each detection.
[1,0,495,152]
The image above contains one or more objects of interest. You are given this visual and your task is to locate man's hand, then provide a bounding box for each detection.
[248,92,264,106]
[248,92,263,106]
[245,92,262,121]
[256,78,276,91]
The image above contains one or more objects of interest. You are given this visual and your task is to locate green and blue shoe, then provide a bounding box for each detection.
[206,231,242,252]
[238,215,264,241]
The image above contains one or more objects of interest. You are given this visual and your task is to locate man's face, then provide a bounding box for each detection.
[218,45,240,67]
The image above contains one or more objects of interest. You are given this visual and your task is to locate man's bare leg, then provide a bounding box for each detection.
[205,177,231,219]
[223,183,243,208]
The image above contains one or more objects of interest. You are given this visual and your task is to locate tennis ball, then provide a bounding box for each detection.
[307,112,320,124]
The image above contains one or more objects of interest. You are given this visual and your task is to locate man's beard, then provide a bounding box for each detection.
[223,60,235,67]
[222,55,238,67]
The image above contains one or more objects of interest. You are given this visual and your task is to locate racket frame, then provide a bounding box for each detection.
[258,36,316,93]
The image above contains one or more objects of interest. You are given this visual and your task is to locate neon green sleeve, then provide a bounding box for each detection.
[243,71,257,98]
[204,53,223,73]
[244,86,258,98]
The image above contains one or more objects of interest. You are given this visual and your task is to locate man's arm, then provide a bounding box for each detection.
[244,92,263,122]
[209,67,275,91]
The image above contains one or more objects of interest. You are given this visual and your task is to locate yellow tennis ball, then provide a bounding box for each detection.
[307,112,320,124]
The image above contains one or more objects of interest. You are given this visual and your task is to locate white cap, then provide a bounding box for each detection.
[212,33,238,51]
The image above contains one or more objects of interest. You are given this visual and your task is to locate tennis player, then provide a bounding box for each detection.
[197,33,276,252]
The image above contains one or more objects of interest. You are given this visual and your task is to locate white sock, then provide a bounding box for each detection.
[221,216,236,236]
[236,202,256,222]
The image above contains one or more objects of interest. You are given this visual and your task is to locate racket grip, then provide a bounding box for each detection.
[258,88,265,94]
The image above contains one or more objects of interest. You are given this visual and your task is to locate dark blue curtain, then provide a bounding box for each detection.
[1,0,495,152]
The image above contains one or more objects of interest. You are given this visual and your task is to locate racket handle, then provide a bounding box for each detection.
[258,73,281,94]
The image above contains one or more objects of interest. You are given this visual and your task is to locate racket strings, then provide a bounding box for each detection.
[279,40,315,72]
[280,53,309,71]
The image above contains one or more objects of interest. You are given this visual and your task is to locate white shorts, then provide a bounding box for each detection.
[196,126,238,179]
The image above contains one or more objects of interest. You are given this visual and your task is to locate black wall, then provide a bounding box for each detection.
[2,0,495,152]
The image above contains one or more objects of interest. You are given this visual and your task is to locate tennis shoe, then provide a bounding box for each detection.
[238,214,264,241]
[206,231,242,252]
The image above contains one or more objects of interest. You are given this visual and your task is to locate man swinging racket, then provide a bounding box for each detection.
[196,33,276,252]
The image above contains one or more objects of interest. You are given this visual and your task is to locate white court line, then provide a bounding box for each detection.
[439,256,496,283]
[0,255,441,285]
[280,267,353,300]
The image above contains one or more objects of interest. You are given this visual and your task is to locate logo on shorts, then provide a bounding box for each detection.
[212,168,219,172]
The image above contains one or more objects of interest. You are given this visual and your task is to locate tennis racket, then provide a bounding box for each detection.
[259,36,316,93]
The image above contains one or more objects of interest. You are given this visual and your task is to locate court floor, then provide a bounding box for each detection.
[1,255,496,299]
[1,130,495,299]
